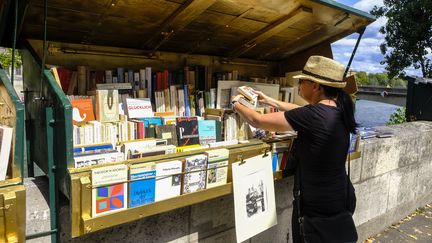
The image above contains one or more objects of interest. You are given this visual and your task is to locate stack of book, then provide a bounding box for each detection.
[237,86,258,108]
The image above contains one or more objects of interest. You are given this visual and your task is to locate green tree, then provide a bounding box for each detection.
[0,48,22,71]
[372,1,432,78]
[355,71,369,85]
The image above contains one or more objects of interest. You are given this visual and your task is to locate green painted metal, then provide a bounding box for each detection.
[21,45,73,197]
[313,0,376,22]
[45,107,58,243]
[0,69,25,184]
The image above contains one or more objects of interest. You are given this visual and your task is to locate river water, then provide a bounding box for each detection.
[355,99,402,128]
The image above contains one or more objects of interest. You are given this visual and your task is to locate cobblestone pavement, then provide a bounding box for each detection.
[366,204,432,242]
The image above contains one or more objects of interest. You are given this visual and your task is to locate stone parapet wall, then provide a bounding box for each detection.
[27,121,432,242]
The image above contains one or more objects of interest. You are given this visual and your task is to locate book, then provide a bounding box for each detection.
[96,83,132,90]
[176,117,199,146]
[155,160,183,202]
[74,151,124,168]
[238,96,256,109]
[125,98,153,118]
[128,145,176,159]
[205,149,229,188]
[73,143,113,154]
[129,162,156,207]
[92,164,128,217]
[183,154,208,194]
[96,90,120,123]
[0,125,13,180]
[70,99,95,125]
[237,86,258,106]
[198,120,217,146]
[155,124,178,146]
[121,139,158,161]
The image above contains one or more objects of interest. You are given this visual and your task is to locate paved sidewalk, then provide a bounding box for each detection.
[366,204,432,242]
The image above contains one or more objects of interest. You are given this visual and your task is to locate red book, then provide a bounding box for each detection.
[136,121,145,139]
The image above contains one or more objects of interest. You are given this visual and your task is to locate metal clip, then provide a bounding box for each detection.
[238,155,246,165]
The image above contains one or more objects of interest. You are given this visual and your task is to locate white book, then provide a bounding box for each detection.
[178,89,185,116]
[208,139,238,148]
[139,69,146,89]
[183,154,208,194]
[121,140,158,161]
[210,88,216,109]
[0,125,13,180]
[155,160,183,201]
[74,151,124,168]
[205,149,229,188]
[169,85,178,116]
[89,121,102,144]
[91,164,128,217]
[125,98,153,118]
[145,67,152,101]
[105,70,113,83]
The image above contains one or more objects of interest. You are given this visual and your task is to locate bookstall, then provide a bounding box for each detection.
[4,0,372,241]
[0,0,26,241]
[0,70,26,242]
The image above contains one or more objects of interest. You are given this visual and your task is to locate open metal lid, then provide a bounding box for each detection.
[5,0,374,61]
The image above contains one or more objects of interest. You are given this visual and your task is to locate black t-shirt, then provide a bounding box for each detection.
[285,103,350,216]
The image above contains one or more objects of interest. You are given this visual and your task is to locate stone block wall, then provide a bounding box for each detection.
[27,121,432,242]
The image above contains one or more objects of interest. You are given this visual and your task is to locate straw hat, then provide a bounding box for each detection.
[293,56,347,88]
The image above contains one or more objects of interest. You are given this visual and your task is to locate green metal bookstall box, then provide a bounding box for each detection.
[4,0,373,239]
[0,0,26,242]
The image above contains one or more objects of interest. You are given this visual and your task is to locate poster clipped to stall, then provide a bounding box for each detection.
[232,153,277,242]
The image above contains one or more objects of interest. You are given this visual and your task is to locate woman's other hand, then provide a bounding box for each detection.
[231,94,244,103]
[254,90,272,105]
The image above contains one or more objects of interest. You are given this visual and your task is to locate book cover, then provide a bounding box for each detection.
[92,164,128,217]
[183,154,208,194]
[0,125,13,180]
[176,117,199,146]
[126,98,153,118]
[205,148,229,188]
[128,145,176,159]
[121,139,158,161]
[155,160,183,202]
[96,90,119,123]
[129,162,156,207]
[198,120,217,146]
[184,85,191,116]
[74,151,123,168]
[70,99,95,125]
[155,124,178,146]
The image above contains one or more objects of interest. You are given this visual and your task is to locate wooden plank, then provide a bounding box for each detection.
[228,7,312,59]
[144,0,217,52]
[80,176,91,235]
[71,175,82,238]
[0,194,5,241]
[3,191,18,242]
[83,183,233,234]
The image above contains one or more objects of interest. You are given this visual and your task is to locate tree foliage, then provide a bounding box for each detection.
[371,1,432,78]
[0,48,22,71]
[355,71,407,87]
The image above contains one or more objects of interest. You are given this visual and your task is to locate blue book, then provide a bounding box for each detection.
[198,120,217,146]
[140,117,163,127]
[184,84,191,116]
[73,143,113,154]
[129,163,156,208]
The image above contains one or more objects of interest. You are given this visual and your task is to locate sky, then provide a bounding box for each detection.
[331,0,422,76]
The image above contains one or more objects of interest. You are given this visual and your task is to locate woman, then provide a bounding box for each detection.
[232,56,357,242]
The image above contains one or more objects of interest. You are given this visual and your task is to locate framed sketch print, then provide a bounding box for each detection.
[232,153,277,242]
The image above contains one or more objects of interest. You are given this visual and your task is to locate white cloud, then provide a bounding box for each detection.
[353,0,383,12]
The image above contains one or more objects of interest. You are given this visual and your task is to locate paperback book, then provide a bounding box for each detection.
[155,160,183,201]
[205,149,229,189]
[92,164,128,217]
[183,154,208,194]
[129,162,156,207]
[176,117,199,146]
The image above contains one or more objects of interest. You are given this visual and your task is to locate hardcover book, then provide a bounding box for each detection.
[70,99,95,125]
[129,162,156,207]
[96,90,119,123]
[155,160,183,202]
[205,149,229,188]
[0,125,13,180]
[183,154,208,194]
[155,124,178,146]
[92,164,128,217]
[198,120,217,146]
[176,117,199,146]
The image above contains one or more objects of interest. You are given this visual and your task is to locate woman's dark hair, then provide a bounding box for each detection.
[321,85,358,134]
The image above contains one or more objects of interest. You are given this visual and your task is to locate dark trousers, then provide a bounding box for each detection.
[292,199,304,243]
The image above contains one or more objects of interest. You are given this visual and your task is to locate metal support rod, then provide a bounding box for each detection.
[11,0,18,85]
[26,229,58,240]
[343,27,366,79]
[46,107,58,243]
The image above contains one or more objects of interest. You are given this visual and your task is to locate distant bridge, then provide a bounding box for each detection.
[356,85,406,107]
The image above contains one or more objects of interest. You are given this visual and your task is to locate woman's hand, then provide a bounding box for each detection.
[231,94,244,103]
[254,90,272,105]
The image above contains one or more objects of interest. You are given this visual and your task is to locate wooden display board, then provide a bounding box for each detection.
[68,141,270,237]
